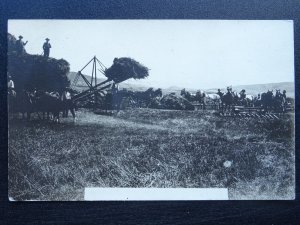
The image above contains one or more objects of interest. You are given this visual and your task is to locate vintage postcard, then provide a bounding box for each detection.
[8,20,295,200]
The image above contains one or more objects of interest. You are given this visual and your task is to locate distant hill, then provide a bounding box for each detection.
[68,72,294,97]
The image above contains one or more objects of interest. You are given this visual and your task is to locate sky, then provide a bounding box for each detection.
[8,20,294,89]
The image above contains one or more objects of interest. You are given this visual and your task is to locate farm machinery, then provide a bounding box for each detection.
[71,56,112,106]
[71,56,149,109]
[191,98,293,120]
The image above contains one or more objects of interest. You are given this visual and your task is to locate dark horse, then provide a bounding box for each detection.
[222,91,235,113]
[273,90,286,112]
[34,90,76,122]
[216,89,234,114]
[180,89,206,109]
[8,90,34,120]
[134,88,160,107]
[261,90,274,112]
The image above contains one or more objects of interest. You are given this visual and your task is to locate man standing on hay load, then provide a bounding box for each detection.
[16,35,28,55]
[43,38,51,58]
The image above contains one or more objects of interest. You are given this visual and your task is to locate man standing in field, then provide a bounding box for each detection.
[16,35,28,55]
[43,38,51,58]
[7,73,16,97]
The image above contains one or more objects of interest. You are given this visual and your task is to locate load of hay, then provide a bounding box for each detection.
[7,33,70,91]
[150,94,195,110]
[105,57,149,83]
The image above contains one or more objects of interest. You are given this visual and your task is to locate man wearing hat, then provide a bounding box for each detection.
[16,35,28,55]
[43,38,51,57]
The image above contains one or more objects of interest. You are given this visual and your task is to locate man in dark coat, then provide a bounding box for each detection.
[216,89,223,97]
[282,90,287,99]
[43,38,51,57]
[16,35,28,55]
[239,89,246,100]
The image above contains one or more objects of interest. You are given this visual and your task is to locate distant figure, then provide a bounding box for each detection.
[16,35,28,55]
[282,90,287,100]
[275,89,281,98]
[226,87,232,94]
[239,89,246,99]
[257,93,261,100]
[202,92,207,110]
[216,89,223,97]
[43,38,51,57]
[7,73,16,97]
[111,83,119,95]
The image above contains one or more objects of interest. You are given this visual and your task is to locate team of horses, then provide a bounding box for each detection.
[181,88,290,114]
[8,87,163,121]
[8,85,291,122]
[8,89,76,122]
[102,87,163,110]
[92,87,290,113]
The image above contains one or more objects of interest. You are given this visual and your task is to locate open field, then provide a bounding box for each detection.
[8,108,295,200]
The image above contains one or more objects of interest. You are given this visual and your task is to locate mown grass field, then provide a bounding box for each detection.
[8,108,295,200]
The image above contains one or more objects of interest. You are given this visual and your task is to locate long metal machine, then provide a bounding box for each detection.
[71,56,114,103]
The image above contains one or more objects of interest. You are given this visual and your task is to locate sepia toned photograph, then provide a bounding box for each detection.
[8,20,295,200]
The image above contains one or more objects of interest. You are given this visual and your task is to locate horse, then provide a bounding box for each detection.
[181,89,205,108]
[8,89,34,120]
[206,93,221,109]
[253,94,262,107]
[261,90,274,112]
[33,91,61,122]
[273,89,285,112]
[131,88,161,108]
[221,90,235,113]
[216,89,234,114]
[234,93,253,107]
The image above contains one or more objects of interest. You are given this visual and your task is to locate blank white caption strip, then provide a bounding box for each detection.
[84,188,229,200]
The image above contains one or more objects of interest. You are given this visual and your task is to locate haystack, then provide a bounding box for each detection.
[151,94,195,110]
[105,57,149,83]
[7,33,70,91]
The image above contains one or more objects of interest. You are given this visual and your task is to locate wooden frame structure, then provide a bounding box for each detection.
[71,56,114,104]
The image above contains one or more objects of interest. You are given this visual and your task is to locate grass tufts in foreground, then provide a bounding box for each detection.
[9,109,295,200]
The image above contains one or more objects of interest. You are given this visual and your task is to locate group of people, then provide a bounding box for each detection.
[15,35,51,57]
[216,86,288,108]
[216,87,247,99]
[8,35,53,97]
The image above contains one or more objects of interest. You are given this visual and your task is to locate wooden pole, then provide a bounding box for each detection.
[91,57,95,86]
[73,78,113,101]
[80,57,94,72]
[95,56,97,87]
[79,72,92,88]
[72,57,94,88]
[74,83,112,101]
[96,58,107,70]
[94,56,97,107]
